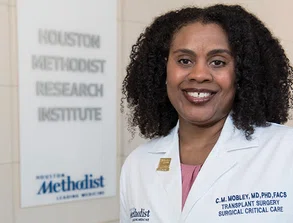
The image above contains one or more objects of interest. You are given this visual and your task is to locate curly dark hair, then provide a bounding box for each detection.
[121,4,293,139]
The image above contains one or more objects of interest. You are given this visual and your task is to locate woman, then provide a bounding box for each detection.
[120,4,293,222]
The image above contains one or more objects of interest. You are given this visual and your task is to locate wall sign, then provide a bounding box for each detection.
[17,0,117,207]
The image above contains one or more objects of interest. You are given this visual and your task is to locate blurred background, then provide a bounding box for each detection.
[1,0,293,222]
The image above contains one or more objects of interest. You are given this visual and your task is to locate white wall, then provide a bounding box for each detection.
[0,0,292,222]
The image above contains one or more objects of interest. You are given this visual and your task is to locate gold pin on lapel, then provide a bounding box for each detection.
[156,158,171,171]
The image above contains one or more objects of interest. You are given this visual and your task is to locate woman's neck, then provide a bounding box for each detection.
[178,116,227,165]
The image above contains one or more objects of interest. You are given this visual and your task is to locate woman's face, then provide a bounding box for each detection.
[166,22,235,126]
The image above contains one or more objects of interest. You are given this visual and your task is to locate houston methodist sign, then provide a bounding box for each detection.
[17,0,117,207]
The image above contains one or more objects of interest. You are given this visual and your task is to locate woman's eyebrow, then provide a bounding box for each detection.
[172,49,196,57]
[207,49,232,57]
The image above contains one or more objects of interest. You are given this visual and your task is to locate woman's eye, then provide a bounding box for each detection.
[178,59,192,65]
[210,60,226,67]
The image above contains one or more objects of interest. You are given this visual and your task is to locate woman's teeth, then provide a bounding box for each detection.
[187,92,212,98]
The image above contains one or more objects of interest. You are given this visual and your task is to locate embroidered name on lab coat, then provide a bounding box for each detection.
[215,191,287,217]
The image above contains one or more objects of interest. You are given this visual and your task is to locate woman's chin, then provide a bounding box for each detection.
[179,112,228,127]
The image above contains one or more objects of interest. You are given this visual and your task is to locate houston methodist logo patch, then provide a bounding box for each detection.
[130,208,150,222]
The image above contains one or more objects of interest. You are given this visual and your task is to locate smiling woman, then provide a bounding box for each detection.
[120,4,293,223]
[166,22,235,129]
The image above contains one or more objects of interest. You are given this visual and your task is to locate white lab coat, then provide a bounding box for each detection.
[120,116,293,222]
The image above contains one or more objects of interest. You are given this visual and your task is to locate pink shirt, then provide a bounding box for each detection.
[181,163,202,210]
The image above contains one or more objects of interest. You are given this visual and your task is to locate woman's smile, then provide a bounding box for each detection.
[183,89,216,104]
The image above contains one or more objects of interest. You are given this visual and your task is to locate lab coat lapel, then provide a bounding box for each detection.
[181,116,259,220]
[152,124,182,220]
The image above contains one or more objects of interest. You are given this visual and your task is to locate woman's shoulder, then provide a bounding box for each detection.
[254,122,293,150]
[126,135,171,161]
[121,130,175,172]
[256,122,293,138]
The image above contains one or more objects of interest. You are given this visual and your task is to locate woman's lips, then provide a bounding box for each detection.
[183,89,216,104]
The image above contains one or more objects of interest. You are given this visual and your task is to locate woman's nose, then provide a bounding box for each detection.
[187,62,212,83]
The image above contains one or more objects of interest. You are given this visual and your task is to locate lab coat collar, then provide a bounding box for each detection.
[214,114,259,152]
[181,116,259,220]
[147,114,259,154]
[146,120,179,154]
[148,114,259,221]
